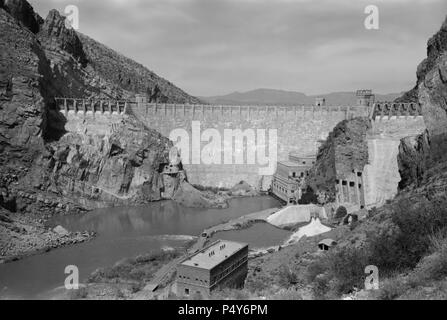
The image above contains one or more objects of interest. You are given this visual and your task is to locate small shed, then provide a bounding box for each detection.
[318,239,337,251]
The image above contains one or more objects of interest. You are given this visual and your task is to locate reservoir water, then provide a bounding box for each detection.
[0,196,280,299]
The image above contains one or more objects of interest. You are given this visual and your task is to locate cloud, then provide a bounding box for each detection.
[29,0,447,96]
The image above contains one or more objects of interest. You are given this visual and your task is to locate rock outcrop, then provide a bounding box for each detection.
[0,1,183,212]
[396,15,447,189]
[19,118,172,208]
[0,0,209,261]
[38,9,87,66]
[1,0,41,33]
[306,118,370,203]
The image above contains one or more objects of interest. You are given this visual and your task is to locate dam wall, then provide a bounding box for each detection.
[129,103,370,189]
[55,97,427,199]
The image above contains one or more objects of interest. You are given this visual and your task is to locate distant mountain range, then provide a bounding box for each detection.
[200,88,403,106]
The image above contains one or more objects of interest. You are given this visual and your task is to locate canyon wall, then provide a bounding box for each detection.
[0,1,201,219]
[395,16,447,193]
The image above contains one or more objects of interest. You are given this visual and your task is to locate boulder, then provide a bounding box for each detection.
[53,225,69,236]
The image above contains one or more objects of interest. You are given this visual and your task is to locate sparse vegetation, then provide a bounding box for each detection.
[87,250,180,285]
[69,286,89,300]
[277,264,298,288]
[298,186,318,205]
[305,195,447,299]
[368,196,447,273]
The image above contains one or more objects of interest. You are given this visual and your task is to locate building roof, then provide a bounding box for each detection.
[318,239,337,247]
[181,240,247,270]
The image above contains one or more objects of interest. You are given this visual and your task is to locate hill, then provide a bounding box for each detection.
[201,88,402,106]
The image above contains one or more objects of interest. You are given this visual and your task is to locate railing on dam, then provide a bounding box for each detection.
[132,103,371,120]
[370,102,422,120]
[54,97,129,116]
[55,97,423,122]
[55,97,374,120]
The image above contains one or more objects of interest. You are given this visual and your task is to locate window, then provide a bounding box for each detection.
[185,288,190,296]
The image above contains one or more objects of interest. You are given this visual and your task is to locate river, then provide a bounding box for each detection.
[0,196,280,299]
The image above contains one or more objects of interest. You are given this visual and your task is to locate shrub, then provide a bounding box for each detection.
[335,206,347,219]
[325,246,369,295]
[277,264,297,288]
[411,230,447,282]
[368,196,447,273]
[306,256,328,283]
[306,246,369,297]
[312,274,331,299]
[116,288,125,299]
[298,186,318,205]
[69,286,88,300]
[377,277,408,300]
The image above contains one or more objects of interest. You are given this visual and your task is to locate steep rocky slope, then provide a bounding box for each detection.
[77,33,201,103]
[396,16,447,191]
[0,0,209,261]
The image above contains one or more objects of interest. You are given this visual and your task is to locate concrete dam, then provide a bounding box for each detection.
[128,99,370,189]
[54,97,426,207]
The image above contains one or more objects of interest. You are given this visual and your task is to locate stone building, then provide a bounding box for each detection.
[175,240,249,299]
[272,154,316,204]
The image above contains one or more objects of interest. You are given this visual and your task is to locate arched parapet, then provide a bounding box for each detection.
[54,98,129,117]
[371,101,423,121]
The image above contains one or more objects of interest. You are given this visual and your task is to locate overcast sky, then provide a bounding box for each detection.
[29,0,447,97]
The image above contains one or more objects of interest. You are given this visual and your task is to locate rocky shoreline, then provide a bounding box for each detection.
[0,186,264,266]
[0,209,95,264]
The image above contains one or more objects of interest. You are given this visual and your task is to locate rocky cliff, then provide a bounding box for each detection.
[396,16,447,190]
[0,0,212,261]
